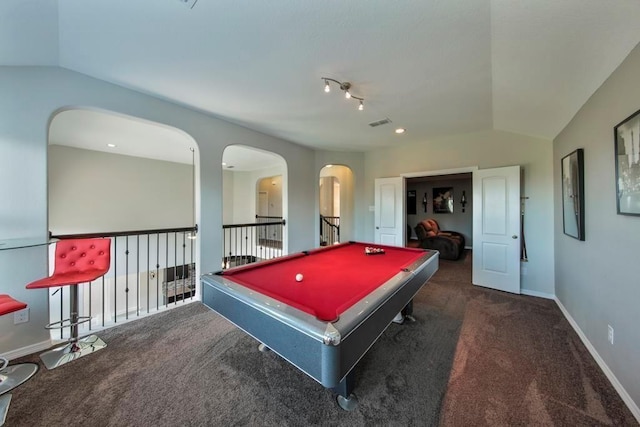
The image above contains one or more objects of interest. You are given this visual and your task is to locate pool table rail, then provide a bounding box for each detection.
[201,248,439,391]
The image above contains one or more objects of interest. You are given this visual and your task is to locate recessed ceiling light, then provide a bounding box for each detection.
[222,162,227,166]
[107,143,117,148]
[395,128,406,134]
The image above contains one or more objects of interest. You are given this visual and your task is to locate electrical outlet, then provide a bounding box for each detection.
[607,324,614,345]
[14,308,29,324]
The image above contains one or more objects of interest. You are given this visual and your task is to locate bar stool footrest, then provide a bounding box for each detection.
[44,315,92,330]
[40,335,106,370]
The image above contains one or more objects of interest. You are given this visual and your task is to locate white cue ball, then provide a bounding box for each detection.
[295,273,304,282]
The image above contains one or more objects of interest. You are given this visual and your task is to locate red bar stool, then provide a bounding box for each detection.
[0,295,39,425]
[26,238,111,370]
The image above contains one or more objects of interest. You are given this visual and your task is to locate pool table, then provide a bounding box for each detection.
[201,241,439,410]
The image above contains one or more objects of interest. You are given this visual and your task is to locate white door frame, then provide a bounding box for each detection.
[402,166,479,179]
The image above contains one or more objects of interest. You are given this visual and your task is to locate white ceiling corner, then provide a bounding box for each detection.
[5,0,640,155]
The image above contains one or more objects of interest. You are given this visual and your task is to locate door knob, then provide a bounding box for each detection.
[512,235,518,239]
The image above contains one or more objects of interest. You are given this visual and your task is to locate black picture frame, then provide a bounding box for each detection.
[614,108,640,216]
[407,190,417,215]
[561,149,585,240]
[433,187,453,214]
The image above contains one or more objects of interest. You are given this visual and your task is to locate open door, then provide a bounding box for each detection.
[374,177,405,246]
[472,166,521,294]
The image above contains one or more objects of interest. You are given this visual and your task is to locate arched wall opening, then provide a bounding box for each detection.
[319,164,354,245]
[46,107,201,334]
[222,144,287,267]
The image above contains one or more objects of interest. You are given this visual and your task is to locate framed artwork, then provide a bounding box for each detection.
[561,149,585,240]
[614,108,640,216]
[433,187,453,214]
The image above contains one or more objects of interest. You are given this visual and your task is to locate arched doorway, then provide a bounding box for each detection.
[222,145,287,267]
[319,164,354,245]
[47,107,200,336]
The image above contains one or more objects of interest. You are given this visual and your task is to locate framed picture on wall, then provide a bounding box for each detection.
[433,187,453,214]
[614,108,640,216]
[406,190,417,215]
[561,149,585,240]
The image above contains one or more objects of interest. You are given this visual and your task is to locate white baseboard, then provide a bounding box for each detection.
[3,340,51,361]
[554,297,640,423]
[521,289,555,299]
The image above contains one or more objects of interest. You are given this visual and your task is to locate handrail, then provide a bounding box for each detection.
[320,215,339,230]
[224,219,286,229]
[51,225,198,240]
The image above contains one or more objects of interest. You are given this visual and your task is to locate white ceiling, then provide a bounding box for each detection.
[4,0,640,152]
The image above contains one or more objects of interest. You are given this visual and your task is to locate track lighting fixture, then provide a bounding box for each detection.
[321,77,364,110]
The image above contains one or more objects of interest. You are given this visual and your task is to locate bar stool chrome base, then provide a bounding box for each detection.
[0,394,11,426]
[0,362,39,396]
[40,335,106,370]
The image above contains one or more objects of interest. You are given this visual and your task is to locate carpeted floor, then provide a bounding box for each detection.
[5,251,638,426]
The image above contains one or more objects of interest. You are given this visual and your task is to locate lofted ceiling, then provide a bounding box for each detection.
[3,1,640,152]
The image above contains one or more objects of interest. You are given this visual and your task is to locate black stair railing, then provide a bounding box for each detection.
[320,215,340,246]
[49,225,197,338]
[222,216,285,269]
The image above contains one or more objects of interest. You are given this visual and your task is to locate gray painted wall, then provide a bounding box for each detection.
[363,130,554,297]
[49,145,194,234]
[0,66,316,355]
[554,42,640,411]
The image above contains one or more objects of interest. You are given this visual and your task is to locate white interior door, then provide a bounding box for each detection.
[374,177,404,246]
[472,166,521,294]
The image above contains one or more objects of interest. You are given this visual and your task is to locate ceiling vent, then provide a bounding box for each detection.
[368,118,392,128]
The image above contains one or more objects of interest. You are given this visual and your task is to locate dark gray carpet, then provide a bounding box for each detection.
[6,251,637,426]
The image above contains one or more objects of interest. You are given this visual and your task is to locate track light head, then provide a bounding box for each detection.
[321,77,363,110]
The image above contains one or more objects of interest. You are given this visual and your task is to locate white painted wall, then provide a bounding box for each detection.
[364,129,554,297]
[49,145,194,234]
[554,42,640,412]
[230,165,286,225]
[0,66,315,355]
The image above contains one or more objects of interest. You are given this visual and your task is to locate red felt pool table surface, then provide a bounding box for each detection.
[220,242,427,321]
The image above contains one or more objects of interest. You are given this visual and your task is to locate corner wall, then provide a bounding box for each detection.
[554,43,640,414]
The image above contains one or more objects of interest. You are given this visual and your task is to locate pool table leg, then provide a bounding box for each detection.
[332,371,358,411]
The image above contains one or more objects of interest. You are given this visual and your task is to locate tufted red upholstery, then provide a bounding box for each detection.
[0,294,27,316]
[26,238,111,289]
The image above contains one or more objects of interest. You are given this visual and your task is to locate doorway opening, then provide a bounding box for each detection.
[47,107,200,337]
[319,164,354,246]
[221,145,287,268]
[405,173,473,251]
